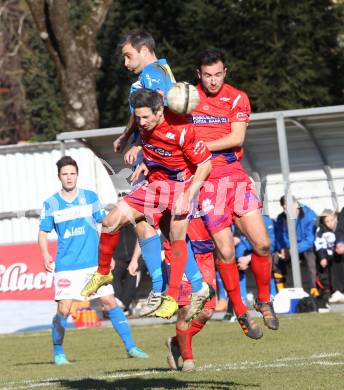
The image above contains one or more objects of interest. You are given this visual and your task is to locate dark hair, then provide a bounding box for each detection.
[280,195,297,207]
[121,29,156,53]
[196,48,226,69]
[130,89,163,114]
[318,209,336,227]
[56,156,78,176]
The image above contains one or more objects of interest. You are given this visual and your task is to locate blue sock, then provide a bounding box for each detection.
[270,277,277,299]
[108,307,135,352]
[184,240,203,293]
[216,271,227,300]
[52,314,67,356]
[139,234,163,293]
[239,271,247,303]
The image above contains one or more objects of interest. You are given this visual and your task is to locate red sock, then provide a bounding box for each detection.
[167,240,188,300]
[251,253,272,302]
[97,231,121,275]
[176,327,193,360]
[189,319,205,337]
[217,260,247,316]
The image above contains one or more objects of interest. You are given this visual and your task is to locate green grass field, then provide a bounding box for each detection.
[0,313,343,390]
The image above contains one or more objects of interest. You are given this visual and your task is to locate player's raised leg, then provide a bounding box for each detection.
[81,200,145,297]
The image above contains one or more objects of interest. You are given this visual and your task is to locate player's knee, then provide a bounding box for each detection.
[102,213,120,231]
[197,308,214,322]
[100,295,116,311]
[217,247,235,262]
[57,306,71,318]
[253,237,271,256]
[176,318,189,331]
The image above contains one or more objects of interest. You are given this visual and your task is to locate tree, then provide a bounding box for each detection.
[25,0,113,131]
[0,0,30,143]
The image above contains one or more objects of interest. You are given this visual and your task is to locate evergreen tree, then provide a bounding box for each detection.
[22,16,64,142]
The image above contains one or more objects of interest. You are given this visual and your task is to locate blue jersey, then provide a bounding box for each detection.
[129,58,175,112]
[39,189,106,272]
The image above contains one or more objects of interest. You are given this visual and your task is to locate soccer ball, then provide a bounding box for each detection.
[167,82,200,114]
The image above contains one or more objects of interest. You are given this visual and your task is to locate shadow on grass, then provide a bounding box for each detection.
[56,377,258,389]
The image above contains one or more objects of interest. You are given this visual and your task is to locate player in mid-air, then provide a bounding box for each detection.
[190,49,278,337]
[38,156,148,365]
[82,31,209,318]
[84,89,213,320]
[81,30,175,311]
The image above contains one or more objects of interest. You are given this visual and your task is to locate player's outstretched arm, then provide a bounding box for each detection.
[38,231,54,272]
[174,159,212,216]
[205,122,247,152]
[113,114,138,153]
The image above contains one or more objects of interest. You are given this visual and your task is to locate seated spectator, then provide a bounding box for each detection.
[328,206,344,303]
[314,209,337,303]
[275,196,318,296]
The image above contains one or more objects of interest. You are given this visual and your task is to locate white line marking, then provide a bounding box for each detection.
[1,352,342,389]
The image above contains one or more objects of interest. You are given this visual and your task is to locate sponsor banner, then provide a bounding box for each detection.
[0,242,56,300]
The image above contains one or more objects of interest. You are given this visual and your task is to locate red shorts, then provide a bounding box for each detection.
[199,161,261,234]
[124,179,190,225]
[178,252,216,309]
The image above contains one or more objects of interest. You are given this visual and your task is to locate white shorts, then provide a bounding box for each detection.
[54,266,114,301]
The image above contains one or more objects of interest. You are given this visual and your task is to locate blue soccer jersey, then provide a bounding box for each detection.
[129,58,175,112]
[39,189,106,272]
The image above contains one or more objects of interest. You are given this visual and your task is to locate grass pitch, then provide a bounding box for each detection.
[0,313,343,389]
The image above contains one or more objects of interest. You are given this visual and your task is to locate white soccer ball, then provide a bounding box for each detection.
[167,82,200,114]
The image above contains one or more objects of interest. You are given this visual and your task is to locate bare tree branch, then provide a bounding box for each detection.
[82,0,113,36]
[25,0,113,131]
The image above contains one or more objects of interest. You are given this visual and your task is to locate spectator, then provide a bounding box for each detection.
[314,209,337,303]
[112,224,144,314]
[235,215,277,301]
[328,207,344,303]
[275,196,318,296]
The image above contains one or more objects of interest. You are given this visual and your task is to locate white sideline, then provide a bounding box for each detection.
[1,352,343,390]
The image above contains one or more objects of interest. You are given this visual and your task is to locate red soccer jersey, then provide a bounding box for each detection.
[189,83,251,167]
[140,111,211,182]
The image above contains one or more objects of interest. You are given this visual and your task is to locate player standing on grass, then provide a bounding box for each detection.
[191,49,279,337]
[38,156,148,365]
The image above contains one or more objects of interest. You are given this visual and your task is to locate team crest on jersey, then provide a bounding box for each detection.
[237,112,248,121]
[79,196,86,205]
[203,105,209,111]
[166,132,176,140]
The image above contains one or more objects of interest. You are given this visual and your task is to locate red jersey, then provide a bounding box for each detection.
[189,83,251,167]
[140,111,211,182]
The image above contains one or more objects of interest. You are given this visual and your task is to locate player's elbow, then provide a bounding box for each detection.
[235,135,245,147]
